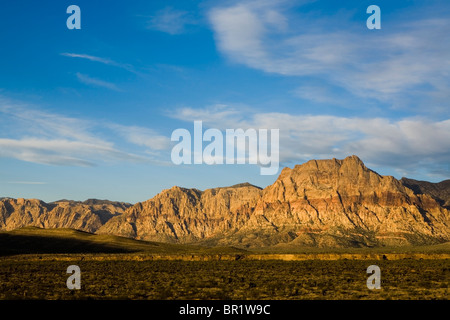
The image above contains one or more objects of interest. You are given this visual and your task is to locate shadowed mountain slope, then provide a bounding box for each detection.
[401,178,450,208]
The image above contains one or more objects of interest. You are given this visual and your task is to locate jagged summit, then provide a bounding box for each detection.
[283,155,375,177]
[1,156,449,248]
[228,182,262,189]
[94,156,450,247]
[297,154,364,167]
[51,198,132,206]
[279,155,370,178]
[167,182,262,192]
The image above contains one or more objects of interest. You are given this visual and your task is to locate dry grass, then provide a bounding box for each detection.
[0,227,448,300]
[0,256,448,300]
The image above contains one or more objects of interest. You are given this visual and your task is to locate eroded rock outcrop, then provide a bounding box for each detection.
[2,156,449,247]
[235,156,450,247]
[97,184,262,243]
[0,198,130,233]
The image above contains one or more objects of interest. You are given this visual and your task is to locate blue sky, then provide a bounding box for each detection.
[0,0,449,203]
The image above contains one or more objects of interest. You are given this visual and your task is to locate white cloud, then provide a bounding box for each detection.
[209,5,267,62]
[111,124,171,151]
[147,7,195,35]
[293,85,351,107]
[0,138,102,166]
[0,103,102,145]
[61,53,135,73]
[0,97,167,167]
[208,2,450,111]
[0,137,147,167]
[173,105,450,177]
[2,95,448,179]
[61,53,114,65]
[169,104,244,128]
[76,73,121,91]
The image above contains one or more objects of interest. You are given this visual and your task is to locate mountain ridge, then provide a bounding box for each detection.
[1,156,449,248]
[400,177,450,208]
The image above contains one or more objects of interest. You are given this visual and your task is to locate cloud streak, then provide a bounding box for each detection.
[146,7,196,34]
[7,181,46,185]
[76,73,121,91]
[110,124,171,151]
[0,97,168,167]
[172,105,450,178]
[1,95,448,179]
[0,137,147,167]
[61,53,135,72]
[208,1,450,112]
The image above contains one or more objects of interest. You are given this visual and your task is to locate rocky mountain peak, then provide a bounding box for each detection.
[265,155,393,203]
[2,156,449,247]
[289,155,375,183]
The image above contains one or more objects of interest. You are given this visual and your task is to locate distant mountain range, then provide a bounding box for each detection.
[1,156,449,248]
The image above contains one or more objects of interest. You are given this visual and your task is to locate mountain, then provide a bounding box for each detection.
[0,198,131,233]
[97,184,262,243]
[1,156,449,248]
[99,155,449,247]
[400,178,450,208]
[237,155,449,247]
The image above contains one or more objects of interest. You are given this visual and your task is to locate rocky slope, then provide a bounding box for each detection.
[233,156,450,247]
[99,156,449,247]
[1,156,449,247]
[0,199,130,233]
[401,178,450,208]
[97,183,262,243]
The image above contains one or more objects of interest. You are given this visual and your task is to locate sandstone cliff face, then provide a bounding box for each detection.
[235,156,450,247]
[1,156,449,248]
[0,198,130,233]
[98,156,449,247]
[97,184,262,243]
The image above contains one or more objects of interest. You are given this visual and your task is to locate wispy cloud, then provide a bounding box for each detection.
[7,181,46,185]
[0,138,144,167]
[173,105,450,178]
[110,124,171,151]
[76,73,121,91]
[61,53,115,65]
[2,92,448,179]
[147,7,196,34]
[61,53,135,72]
[0,102,102,144]
[208,1,450,113]
[0,97,167,167]
[169,104,244,128]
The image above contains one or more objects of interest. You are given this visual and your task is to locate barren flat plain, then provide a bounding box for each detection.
[0,228,448,300]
